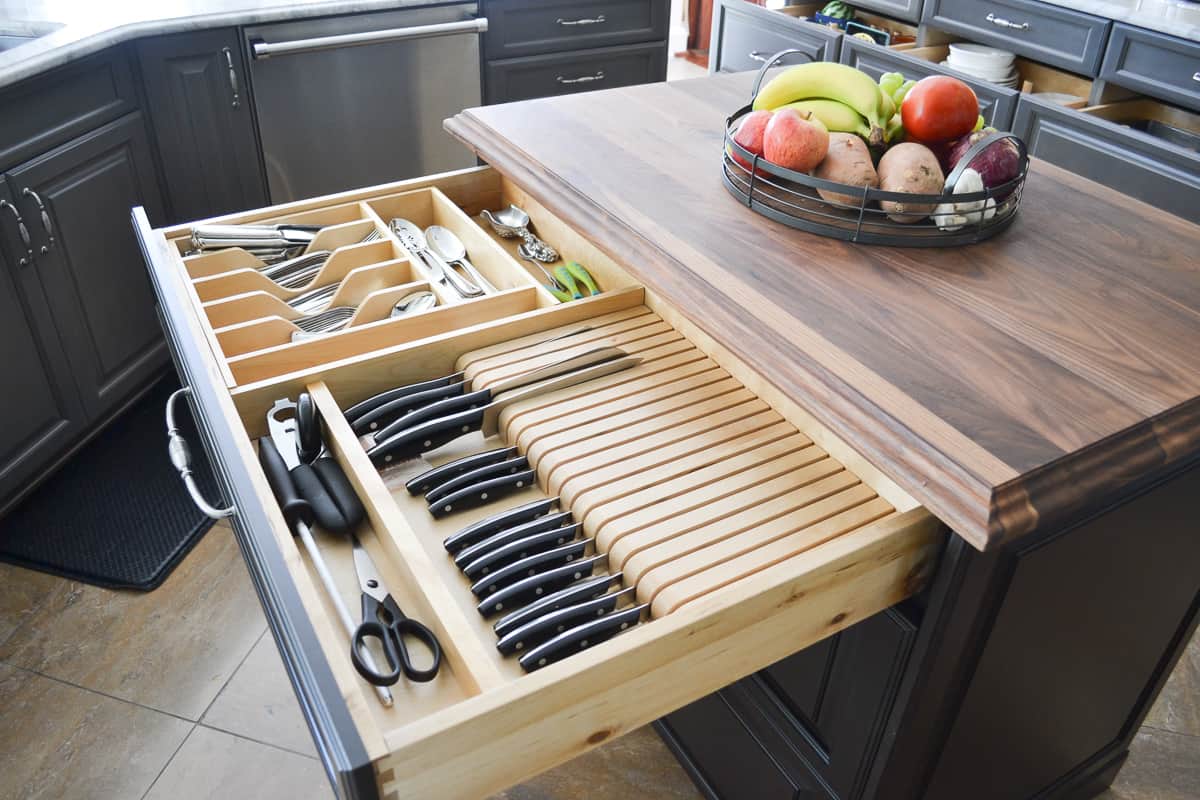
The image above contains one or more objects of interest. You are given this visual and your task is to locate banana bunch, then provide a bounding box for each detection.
[752,62,889,147]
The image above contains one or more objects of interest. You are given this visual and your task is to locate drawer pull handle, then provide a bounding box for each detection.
[557,70,605,84]
[22,188,54,254]
[749,51,769,62]
[166,387,235,520]
[556,14,606,26]
[1193,71,1200,82]
[986,12,1030,30]
[0,200,33,266]
[222,46,241,108]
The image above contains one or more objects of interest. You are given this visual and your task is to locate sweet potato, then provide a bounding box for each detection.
[877,142,944,223]
[814,133,879,207]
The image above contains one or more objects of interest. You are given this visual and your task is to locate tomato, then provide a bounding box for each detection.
[900,76,979,144]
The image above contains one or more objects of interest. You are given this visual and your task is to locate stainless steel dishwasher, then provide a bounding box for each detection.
[246,4,487,203]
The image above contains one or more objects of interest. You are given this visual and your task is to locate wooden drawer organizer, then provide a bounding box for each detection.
[897,44,1095,105]
[146,166,941,799]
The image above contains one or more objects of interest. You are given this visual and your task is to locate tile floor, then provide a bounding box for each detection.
[1,520,1196,799]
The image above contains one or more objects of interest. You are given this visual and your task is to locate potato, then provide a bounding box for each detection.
[877,142,945,223]
[814,133,879,207]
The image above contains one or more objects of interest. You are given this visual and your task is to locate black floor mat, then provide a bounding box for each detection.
[0,376,220,590]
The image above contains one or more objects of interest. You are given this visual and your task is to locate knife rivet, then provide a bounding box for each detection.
[462,426,469,432]
[517,481,525,488]
[495,603,504,610]
[538,658,547,666]
[444,505,452,512]
[367,579,378,589]
[515,642,524,650]
[596,609,603,616]
[581,639,589,647]
[385,455,392,463]
[535,587,544,595]
[620,623,629,630]
[557,625,565,632]
[424,440,432,447]
[481,492,489,499]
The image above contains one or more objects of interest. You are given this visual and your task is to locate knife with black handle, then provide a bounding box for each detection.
[519,603,649,672]
[343,374,465,430]
[352,380,472,436]
[496,587,636,656]
[493,572,624,638]
[405,447,518,496]
[443,497,558,555]
[478,554,607,618]
[452,511,574,568]
[424,455,529,506]
[461,523,583,581]
[471,539,592,598]
[429,468,539,519]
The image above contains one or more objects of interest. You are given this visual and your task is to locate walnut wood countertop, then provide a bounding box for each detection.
[445,72,1200,551]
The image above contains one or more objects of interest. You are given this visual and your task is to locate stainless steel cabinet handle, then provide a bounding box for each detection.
[557,70,606,84]
[22,188,54,254]
[166,387,235,520]
[0,199,33,266]
[986,12,1030,30]
[556,14,606,26]
[749,51,768,62]
[1193,71,1200,82]
[252,17,488,59]
[222,46,241,108]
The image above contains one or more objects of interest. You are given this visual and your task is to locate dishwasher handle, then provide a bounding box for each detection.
[251,17,488,59]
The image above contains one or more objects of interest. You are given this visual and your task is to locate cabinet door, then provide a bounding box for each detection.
[712,0,841,74]
[0,182,86,511]
[137,29,266,223]
[8,113,168,421]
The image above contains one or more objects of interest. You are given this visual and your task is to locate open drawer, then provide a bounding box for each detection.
[135,166,944,800]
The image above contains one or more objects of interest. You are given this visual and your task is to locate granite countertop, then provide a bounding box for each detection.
[0,0,436,91]
[1037,0,1200,42]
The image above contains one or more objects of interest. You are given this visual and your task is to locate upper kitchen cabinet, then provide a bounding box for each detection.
[6,113,168,421]
[137,29,267,223]
[0,182,87,513]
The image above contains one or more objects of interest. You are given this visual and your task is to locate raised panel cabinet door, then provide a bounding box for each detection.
[712,0,841,74]
[0,184,86,512]
[8,113,168,421]
[137,29,266,223]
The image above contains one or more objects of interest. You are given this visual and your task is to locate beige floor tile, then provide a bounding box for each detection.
[144,725,331,800]
[491,726,701,800]
[201,632,317,757]
[1145,628,1200,738]
[0,522,265,720]
[1101,727,1200,800]
[0,562,62,647]
[0,663,192,800]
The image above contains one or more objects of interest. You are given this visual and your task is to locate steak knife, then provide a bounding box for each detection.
[428,468,539,519]
[462,525,584,583]
[452,511,575,568]
[519,603,649,672]
[478,554,607,618]
[405,447,518,496]
[443,497,558,554]
[343,373,465,430]
[367,355,641,466]
[493,572,625,638]
[424,455,530,506]
[470,538,593,598]
[496,587,636,656]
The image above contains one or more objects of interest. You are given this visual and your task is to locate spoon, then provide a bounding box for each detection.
[425,226,496,295]
[482,205,559,262]
[390,290,438,317]
[389,218,482,299]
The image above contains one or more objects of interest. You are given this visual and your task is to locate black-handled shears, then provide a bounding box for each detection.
[350,537,443,685]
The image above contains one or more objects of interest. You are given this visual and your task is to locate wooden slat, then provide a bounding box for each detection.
[453,305,652,371]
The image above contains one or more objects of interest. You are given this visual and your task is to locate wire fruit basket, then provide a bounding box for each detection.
[722,50,1030,247]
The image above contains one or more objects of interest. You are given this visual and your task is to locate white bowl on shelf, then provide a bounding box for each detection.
[948,42,1016,72]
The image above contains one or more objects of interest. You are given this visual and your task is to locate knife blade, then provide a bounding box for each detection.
[496,587,637,656]
[428,469,538,519]
[471,538,592,598]
[452,511,575,568]
[424,455,530,506]
[461,524,583,581]
[477,554,607,618]
[443,497,558,554]
[343,373,465,429]
[519,603,649,672]
[493,572,624,638]
[368,346,630,445]
[367,356,642,466]
[405,447,518,496]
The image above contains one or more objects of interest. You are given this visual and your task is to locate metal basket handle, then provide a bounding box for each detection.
[944,131,1029,192]
[750,49,814,102]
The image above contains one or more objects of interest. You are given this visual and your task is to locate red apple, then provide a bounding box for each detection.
[729,110,772,170]
[763,108,829,173]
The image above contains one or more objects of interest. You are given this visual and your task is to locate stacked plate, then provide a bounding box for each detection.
[941,43,1019,87]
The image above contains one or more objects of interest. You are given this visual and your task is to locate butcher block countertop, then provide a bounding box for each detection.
[445,71,1200,552]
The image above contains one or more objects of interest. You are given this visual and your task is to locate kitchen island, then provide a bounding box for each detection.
[136,70,1199,800]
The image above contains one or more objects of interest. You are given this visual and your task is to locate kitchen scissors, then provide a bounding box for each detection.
[350,537,443,685]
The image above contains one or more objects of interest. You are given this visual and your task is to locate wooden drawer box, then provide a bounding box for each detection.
[484,0,669,60]
[485,42,667,104]
[1100,24,1200,114]
[134,164,942,799]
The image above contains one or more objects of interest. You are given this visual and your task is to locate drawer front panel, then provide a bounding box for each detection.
[840,39,1017,127]
[0,50,138,171]
[485,0,669,60]
[852,0,923,24]
[485,43,667,104]
[1012,97,1200,221]
[715,1,841,73]
[1100,24,1200,113]
[922,0,1110,75]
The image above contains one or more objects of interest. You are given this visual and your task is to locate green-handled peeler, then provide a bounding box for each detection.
[553,265,584,299]
[565,262,601,296]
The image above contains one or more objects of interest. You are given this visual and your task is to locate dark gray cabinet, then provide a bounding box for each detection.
[484,0,669,60]
[1100,24,1200,113]
[137,29,266,223]
[851,0,924,24]
[710,0,841,74]
[485,42,667,103]
[6,113,168,422]
[0,182,87,510]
